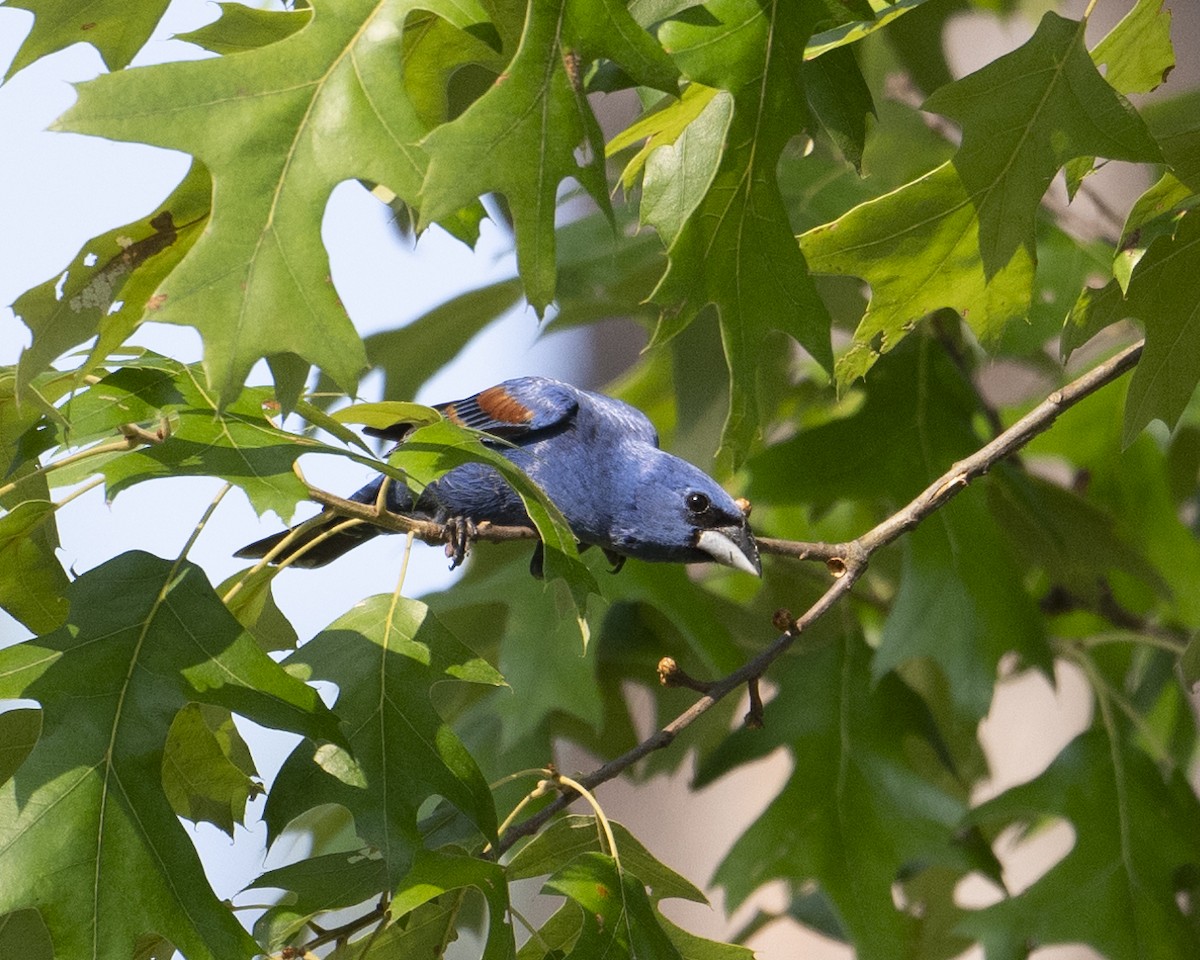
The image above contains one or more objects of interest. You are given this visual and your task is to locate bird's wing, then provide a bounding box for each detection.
[365,378,579,443]
[439,379,578,438]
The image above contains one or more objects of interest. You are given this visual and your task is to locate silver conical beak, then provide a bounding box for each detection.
[696,525,761,576]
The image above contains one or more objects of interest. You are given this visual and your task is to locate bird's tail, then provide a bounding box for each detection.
[234,516,382,568]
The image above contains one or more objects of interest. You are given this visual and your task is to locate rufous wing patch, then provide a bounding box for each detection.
[476,386,535,424]
[441,402,465,426]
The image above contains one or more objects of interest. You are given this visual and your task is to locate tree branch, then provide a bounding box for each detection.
[492,339,1145,855]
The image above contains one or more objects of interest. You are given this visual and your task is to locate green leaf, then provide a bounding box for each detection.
[56,0,491,408]
[1183,634,1200,690]
[85,361,395,520]
[100,387,318,519]
[174,3,311,55]
[401,9,507,130]
[804,45,874,172]
[1145,90,1200,192]
[326,897,467,958]
[0,500,69,634]
[805,0,929,60]
[216,566,299,653]
[420,0,615,313]
[1111,174,1197,292]
[959,730,1200,960]
[507,816,706,904]
[0,551,341,960]
[391,849,513,960]
[1059,0,1174,197]
[359,280,525,402]
[566,0,680,95]
[0,910,52,960]
[988,472,1164,605]
[516,904,584,960]
[265,595,502,883]
[13,163,211,400]
[868,0,960,95]
[1027,382,1200,629]
[1090,0,1175,96]
[543,852,682,960]
[422,551,605,754]
[701,634,975,959]
[246,851,389,950]
[922,12,1161,275]
[162,703,263,837]
[51,362,184,449]
[0,370,62,566]
[877,490,1047,718]
[0,709,40,788]
[748,334,978,510]
[331,401,442,432]
[1064,209,1200,444]
[802,162,1034,386]
[627,86,736,247]
[658,916,754,960]
[651,0,837,467]
[3,0,170,79]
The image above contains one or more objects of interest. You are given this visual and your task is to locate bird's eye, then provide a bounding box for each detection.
[686,492,710,514]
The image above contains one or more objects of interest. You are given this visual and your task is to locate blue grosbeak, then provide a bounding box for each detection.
[236,377,760,576]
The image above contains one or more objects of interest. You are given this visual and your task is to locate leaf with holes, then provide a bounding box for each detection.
[13,163,210,399]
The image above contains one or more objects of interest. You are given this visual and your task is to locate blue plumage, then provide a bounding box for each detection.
[236,377,760,576]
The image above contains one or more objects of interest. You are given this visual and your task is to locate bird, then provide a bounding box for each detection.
[235,377,761,577]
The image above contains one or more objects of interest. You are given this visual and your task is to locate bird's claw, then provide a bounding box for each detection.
[444,517,477,570]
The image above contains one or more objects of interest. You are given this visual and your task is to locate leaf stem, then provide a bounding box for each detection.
[0,436,137,501]
[176,482,232,562]
[394,531,416,598]
[52,475,105,509]
[1074,631,1187,657]
[554,773,620,869]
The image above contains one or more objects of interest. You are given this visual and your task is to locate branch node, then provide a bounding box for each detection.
[934,473,969,498]
[657,656,714,693]
[118,422,168,446]
[771,608,795,633]
[735,497,752,517]
[826,556,848,578]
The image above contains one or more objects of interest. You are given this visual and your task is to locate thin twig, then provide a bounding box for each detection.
[296,904,387,952]
[493,339,1145,855]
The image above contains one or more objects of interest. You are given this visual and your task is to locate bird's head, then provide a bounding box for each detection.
[617,454,761,576]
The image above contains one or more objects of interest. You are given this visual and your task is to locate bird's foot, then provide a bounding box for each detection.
[443,517,478,570]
